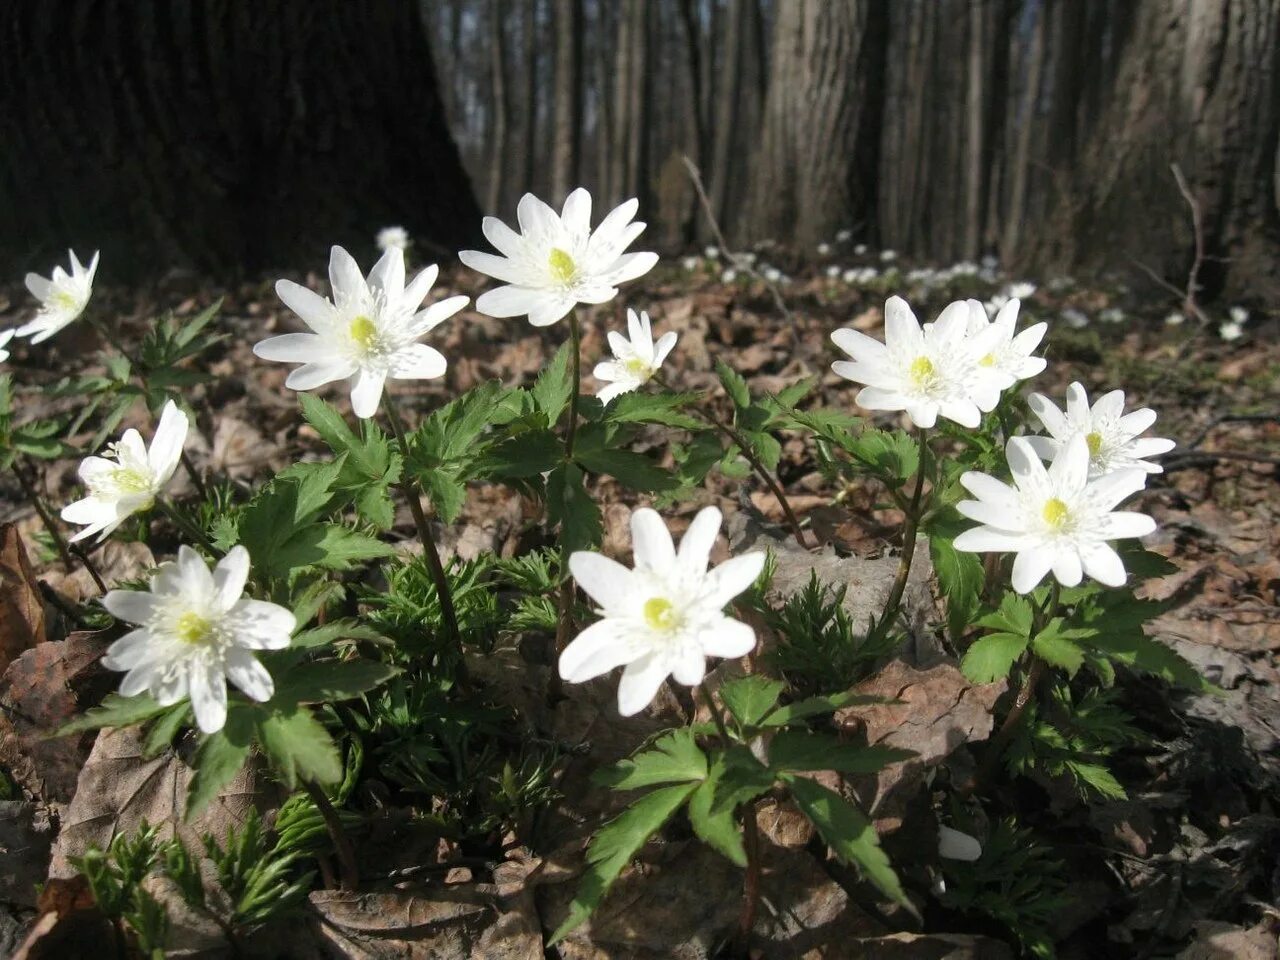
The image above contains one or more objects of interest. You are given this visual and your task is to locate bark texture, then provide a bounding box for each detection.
[0,0,481,278]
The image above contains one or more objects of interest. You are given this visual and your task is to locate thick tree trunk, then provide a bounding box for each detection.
[0,0,481,278]
[751,0,885,249]
[521,0,541,196]
[487,0,512,214]
[550,0,583,202]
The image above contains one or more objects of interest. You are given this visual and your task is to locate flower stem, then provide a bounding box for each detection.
[302,779,359,892]
[554,312,584,654]
[875,427,929,637]
[656,374,810,549]
[13,456,107,593]
[380,391,465,678]
[156,497,217,554]
[698,680,732,743]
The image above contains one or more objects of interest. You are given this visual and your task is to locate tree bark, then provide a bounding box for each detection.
[550,0,583,202]
[487,0,512,214]
[521,0,541,196]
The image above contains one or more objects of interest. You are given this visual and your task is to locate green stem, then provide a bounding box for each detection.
[380,391,466,677]
[554,312,583,653]
[156,497,217,553]
[875,427,929,637]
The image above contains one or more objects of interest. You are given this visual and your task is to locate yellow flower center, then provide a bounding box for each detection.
[110,467,152,494]
[548,247,577,286]
[1086,431,1103,458]
[349,315,378,350]
[623,357,653,379]
[175,611,212,645]
[643,597,680,632]
[52,291,80,310]
[909,356,937,388]
[1041,497,1071,530]
[979,353,996,367]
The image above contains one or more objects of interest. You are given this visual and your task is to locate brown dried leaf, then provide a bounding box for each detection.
[9,875,113,960]
[0,524,45,672]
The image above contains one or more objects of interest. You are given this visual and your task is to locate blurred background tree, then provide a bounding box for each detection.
[2,0,1277,302]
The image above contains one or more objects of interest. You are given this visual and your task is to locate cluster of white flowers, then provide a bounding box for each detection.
[1219,306,1248,342]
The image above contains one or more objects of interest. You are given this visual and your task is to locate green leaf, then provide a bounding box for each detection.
[55,693,166,737]
[786,775,909,907]
[961,632,1030,683]
[186,707,256,820]
[604,391,703,430]
[548,781,698,944]
[1085,630,1209,691]
[290,619,387,650]
[1031,624,1085,677]
[767,731,914,775]
[596,728,707,790]
[478,429,564,478]
[575,446,678,493]
[547,463,602,553]
[256,706,343,789]
[271,660,401,705]
[708,745,777,816]
[687,754,746,866]
[928,512,985,639]
[847,429,920,481]
[715,360,751,409]
[977,593,1035,638]
[142,705,191,759]
[760,692,892,727]
[308,525,396,570]
[419,467,468,523]
[532,342,575,423]
[1068,761,1127,800]
[719,676,785,729]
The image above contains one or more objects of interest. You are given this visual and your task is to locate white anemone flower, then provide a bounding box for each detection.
[963,298,1048,411]
[0,328,13,364]
[954,435,1156,593]
[459,189,657,327]
[1219,320,1244,342]
[16,250,99,344]
[376,226,410,252]
[1026,382,1175,478]
[101,546,295,734]
[831,296,1002,429]
[560,506,765,717]
[254,245,467,419]
[61,400,189,544]
[593,309,677,406]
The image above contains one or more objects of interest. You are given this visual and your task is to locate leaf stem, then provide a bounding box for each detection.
[698,681,732,744]
[12,456,107,593]
[554,312,584,653]
[302,779,359,892]
[736,798,762,951]
[380,391,466,679]
[156,497,217,553]
[875,427,929,636]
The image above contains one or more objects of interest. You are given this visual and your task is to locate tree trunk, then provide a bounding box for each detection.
[487,0,512,214]
[751,0,884,249]
[521,0,541,196]
[0,0,481,278]
[550,0,583,202]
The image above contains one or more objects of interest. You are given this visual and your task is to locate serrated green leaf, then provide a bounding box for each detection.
[142,704,191,759]
[290,619,387,650]
[256,706,342,789]
[759,692,890,727]
[533,342,575,423]
[961,632,1029,683]
[928,513,985,639]
[1067,761,1127,799]
[767,731,914,774]
[1085,630,1209,691]
[687,754,746,866]
[847,429,919,481]
[719,676,785,729]
[55,693,166,737]
[186,707,256,820]
[604,391,703,430]
[596,728,707,790]
[271,660,401,705]
[547,463,602,553]
[786,775,909,907]
[478,429,563,478]
[708,745,776,816]
[575,446,678,493]
[977,593,1035,638]
[1031,626,1084,676]
[715,360,751,409]
[419,467,468,523]
[548,781,698,945]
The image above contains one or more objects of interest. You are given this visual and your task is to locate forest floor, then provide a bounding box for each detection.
[0,251,1277,959]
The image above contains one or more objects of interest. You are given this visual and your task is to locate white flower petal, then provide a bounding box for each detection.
[188,660,228,734]
[474,285,545,319]
[147,401,189,481]
[224,648,275,702]
[100,629,154,671]
[702,553,765,609]
[285,359,358,391]
[831,327,889,363]
[630,508,676,573]
[1051,549,1083,587]
[388,343,447,380]
[953,526,1030,552]
[349,367,387,419]
[368,246,406,299]
[402,263,441,311]
[670,648,707,686]
[559,619,640,682]
[275,280,335,332]
[699,618,758,659]
[328,246,368,304]
[569,551,637,611]
[253,332,335,364]
[226,599,296,648]
[212,546,251,612]
[1080,542,1127,586]
[677,506,722,578]
[1096,512,1156,540]
[616,653,670,716]
[938,826,983,861]
[1011,545,1055,594]
[103,590,160,626]
[1027,393,1069,439]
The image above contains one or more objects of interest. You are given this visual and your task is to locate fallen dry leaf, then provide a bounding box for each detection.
[0,524,45,672]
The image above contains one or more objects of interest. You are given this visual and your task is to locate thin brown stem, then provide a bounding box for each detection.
[555,312,584,653]
[875,428,929,636]
[13,457,107,593]
[180,450,208,500]
[381,392,465,678]
[737,799,761,950]
[303,779,359,892]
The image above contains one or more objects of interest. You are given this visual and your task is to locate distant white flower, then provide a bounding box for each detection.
[762,266,782,283]
[1229,306,1248,325]
[963,299,1047,411]
[1026,382,1175,478]
[376,226,410,252]
[460,189,657,327]
[825,265,841,279]
[842,269,860,284]
[722,268,738,284]
[681,256,700,272]
[1047,275,1075,292]
[1061,308,1089,329]
[854,244,868,256]
[61,401,189,544]
[981,254,999,271]
[704,245,720,260]
[836,229,853,243]
[817,243,832,256]
[1219,320,1244,342]
[938,826,982,861]
[986,294,1009,314]
[102,546,294,733]
[954,436,1156,593]
[593,309,677,406]
[560,506,764,716]
[831,296,1002,429]
[1164,311,1185,327]
[0,328,13,364]
[737,251,758,266]
[1099,307,1126,324]
[255,246,466,419]
[1007,282,1037,300]
[16,250,99,344]
[880,249,897,263]
[952,261,979,277]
